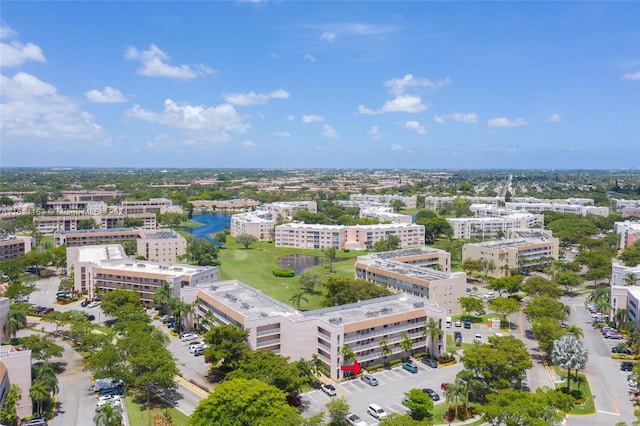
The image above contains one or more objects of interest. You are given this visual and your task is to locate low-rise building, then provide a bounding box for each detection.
[447,213,543,239]
[120,198,183,215]
[0,236,34,262]
[262,201,317,218]
[424,196,504,210]
[610,263,640,326]
[54,228,143,248]
[67,244,218,304]
[614,221,640,249]
[190,199,260,211]
[350,194,418,209]
[230,211,277,241]
[34,213,156,234]
[360,207,413,224]
[505,202,609,217]
[181,279,446,379]
[354,248,464,315]
[0,345,33,418]
[462,231,559,277]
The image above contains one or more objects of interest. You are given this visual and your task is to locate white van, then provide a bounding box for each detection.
[367,403,388,420]
[445,317,452,328]
[485,291,496,300]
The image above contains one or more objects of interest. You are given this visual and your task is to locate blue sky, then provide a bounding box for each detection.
[1,1,639,169]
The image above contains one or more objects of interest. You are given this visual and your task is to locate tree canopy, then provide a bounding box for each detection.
[323,276,393,307]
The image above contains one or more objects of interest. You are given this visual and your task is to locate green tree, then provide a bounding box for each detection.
[400,333,414,361]
[236,233,258,249]
[341,344,355,364]
[323,276,393,307]
[186,238,220,266]
[93,403,124,426]
[489,275,524,295]
[326,396,350,426]
[101,289,141,317]
[390,200,406,213]
[226,350,311,393]
[213,232,227,246]
[202,325,250,371]
[289,290,309,310]
[324,246,337,273]
[77,218,98,230]
[489,297,519,322]
[299,270,322,294]
[378,414,426,425]
[20,334,64,363]
[557,271,583,292]
[4,305,27,340]
[380,337,392,366]
[0,384,21,426]
[153,282,177,316]
[458,296,484,318]
[29,381,50,416]
[444,380,465,421]
[423,318,443,358]
[373,234,402,252]
[462,258,485,276]
[403,388,434,421]
[551,335,588,393]
[525,295,569,322]
[172,301,194,334]
[187,378,302,426]
[531,317,566,356]
[416,216,453,244]
[33,362,59,396]
[121,239,137,256]
[482,387,575,426]
[621,242,640,266]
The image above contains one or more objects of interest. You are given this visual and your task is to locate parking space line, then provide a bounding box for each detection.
[611,398,620,415]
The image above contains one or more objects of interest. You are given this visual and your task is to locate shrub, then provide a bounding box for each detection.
[389,359,403,367]
[272,268,295,277]
[438,354,456,364]
[413,352,427,360]
[367,363,384,372]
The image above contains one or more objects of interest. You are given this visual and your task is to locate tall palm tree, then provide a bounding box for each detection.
[399,333,414,361]
[615,308,629,329]
[624,273,638,287]
[341,344,355,364]
[565,325,584,340]
[33,363,59,396]
[551,335,588,393]
[172,301,194,334]
[153,282,176,316]
[93,403,123,426]
[444,381,465,421]
[29,381,50,416]
[310,354,324,378]
[289,290,309,310]
[379,337,392,366]
[423,318,443,358]
[4,306,27,340]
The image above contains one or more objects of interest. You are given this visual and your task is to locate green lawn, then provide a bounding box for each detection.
[124,394,189,426]
[219,238,366,310]
[432,402,484,425]
[552,366,596,415]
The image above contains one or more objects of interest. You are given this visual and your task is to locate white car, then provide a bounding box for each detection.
[321,384,337,396]
[346,413,367,426]
[189,343,206,353]
[180,333,197,342]
[97,395,121,407]
[474,334,483,344]
[87,301,101,308]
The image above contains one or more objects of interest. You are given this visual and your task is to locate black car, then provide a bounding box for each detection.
[621,362,634,372]
[83,314,96,321]
[81,300,90,307]
[422,357,438,368]
[423,388,440,401]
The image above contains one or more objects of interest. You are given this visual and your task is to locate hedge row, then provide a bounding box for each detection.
[272,268,295,277]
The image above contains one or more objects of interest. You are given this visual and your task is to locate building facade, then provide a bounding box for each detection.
[614,221,640,249]
[447,213,543,239]
[0,236,34,262]
[0,345,33,418]
[34,213,156,234]
[424,196,504,210]
[230,211,277,241]
[350,194,418,209]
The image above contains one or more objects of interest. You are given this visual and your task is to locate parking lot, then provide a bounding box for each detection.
[301,361,463,424]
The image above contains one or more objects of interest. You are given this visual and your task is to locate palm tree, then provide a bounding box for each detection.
[423,318,443,358]
[289,290,309,310]
[310,354,324,378]
[615,308,629,329]
[33,363,59,396]
[624,273,638,287]
[153,282,176,316]
[379,337,392,366]
[4,306,27,340]
[93,403,123,426]
[341,344,355,364]
[565,325,584,340]
[444,381,465,421]
[172,301,194,334]
[29,381,50,416]
[551,335,588,393]
[400,333,414,361]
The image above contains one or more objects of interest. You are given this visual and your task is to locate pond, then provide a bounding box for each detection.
[276,254,349,276]
[182,213,232,243]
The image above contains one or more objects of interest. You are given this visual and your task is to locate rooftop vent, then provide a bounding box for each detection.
[413,301,425,308]
[380,307,393,315]
[365,311,379,317]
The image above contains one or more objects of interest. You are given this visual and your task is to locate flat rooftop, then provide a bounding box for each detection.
[75,244,127,263]
[467,237,553,249]
[55,228,137,235]
[363,247,447,260]
[357,256,462,281]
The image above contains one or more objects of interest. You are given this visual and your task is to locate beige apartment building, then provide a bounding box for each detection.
[230,210,277,241]
[462,231,559,278]
[354,248,466,315]
[447,213,543,239]
[34,213,156,234]
[120,198,183,215]
[181,280,446,379]
[275,223,425,250]
[614,221,640,249]
[262,201,318,217]
[60,190,122,202]
[190,199,260,211]
[0,236,34,262]
[67,244,218,304]
[505,201,609,217]
[350,194,417,209]
[424,196,504,210]
[54,228,143,248]
[360,207,413,224]
[0,345,33,418]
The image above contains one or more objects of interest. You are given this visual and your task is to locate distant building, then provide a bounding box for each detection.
[462,231,559,277]
[181,279,446,379]
[610,262,640,327]
[350,194,418,209]
[505,201,609,217]
[190,199,260,211]
[120,198,183,215]
[614,221,640,249]
[447,213,543,239]
[0,236,34,262]
[360,207,413,224]
[0,344,33,418]
[34,213,156,234]
[230,211,277,241]
[354,248,466,315]
[262,201,318,218]
[54,228,143,248]
[424,196,504,210]
[136,230,187,263]
[67,244,218,304]
[60,190,122,202]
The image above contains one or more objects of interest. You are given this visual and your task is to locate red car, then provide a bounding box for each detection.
[441,382,450,391]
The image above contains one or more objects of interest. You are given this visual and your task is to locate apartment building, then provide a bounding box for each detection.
[360,207,413,224]
[354,248,465,315]
[447,213,543,239]
[181,280,446,379]
[60,190,122,202]
[120,198,183,215]
[67,244,218,304]
[0,236,34,262]
[275,223,425,251]
[462,232,559,278]
[54,228,143,248]
[0,345,33,418]
[43,200,108,214]
[350,194,418,209]
[424,196,504,210]
[230,210,277,241]
[190,199,260,211]
[136,230,187,263]
[614,221,640,249]
[505,202,609,217]
[262,201,318,218]
[34,213,156,234]
[610,263,640,325]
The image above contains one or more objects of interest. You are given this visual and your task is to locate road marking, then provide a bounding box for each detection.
[173,375,209,399]
[611,397,620,415]
[519,307,524,337]
[598,409,620,416]
[572,304,577,312]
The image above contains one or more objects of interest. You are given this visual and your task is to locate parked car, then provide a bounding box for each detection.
[180,333,197,342]
[99,387,123,397]
[454,331,463,343]
[605,331,623,339]
[189,343,206,353]
[286,393,301,407]
[402,362,418,373]
[464,319,472,329]
[87,301,101,308]
[80,300,90,307]
[422,357,438,368]
[455,319,462,327]
[474,333,483,344]
[83,314,96,321]
[40,308,54,315]
[346,413,367,426]
[321,384,337,396]
[423,388,440,401]
[621,362,634,372]
[361,375,379,386]
[22,417,47,426]
[367,403,387,420]
[193,347,204,357]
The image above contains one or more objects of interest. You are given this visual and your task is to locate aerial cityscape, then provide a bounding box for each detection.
[1,2,640,426]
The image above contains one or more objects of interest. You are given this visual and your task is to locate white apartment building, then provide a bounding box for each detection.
[462,232,559,278]
[505,202,609,216]
[610,263,640,326]
[360,207,413,224]
[447,213,543,239]
[262,201,318,218]
[0,345,33,418]
[424,196,504,210]
[355,248,465,315]
[275,223,425,251]
[230,210,277,241]
[614,221,640,249]
[350,194,418,209]
[511,197,594,206]
[120,198,183,214]
[34,213,156,234]
[181,280,446,379]
[67,244,218,304]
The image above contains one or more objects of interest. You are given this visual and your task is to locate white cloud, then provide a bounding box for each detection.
[322,124,341,138]
[321,31,337,42]
[390,143,402,151]
[487,117,529,128]
[623,71,640,80]
[547,113,561,123]
[357,105,378,115]
[125,44,214,80]
[304,54,316,62]
[0,72,109,144]
[0,25,46,68]
[381,95,427,113]
[369,125,382,139]
[273,131,291,137]
[126,98,249,145]
[402,120,426,135]
[302,114,323,123]
[256,112,266,120]
[242,140,257,150]
[434,113,478,124]
[286,114,295,121]
[85,86,128,103]
[384,74,451,95]
[223,89,289,106]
